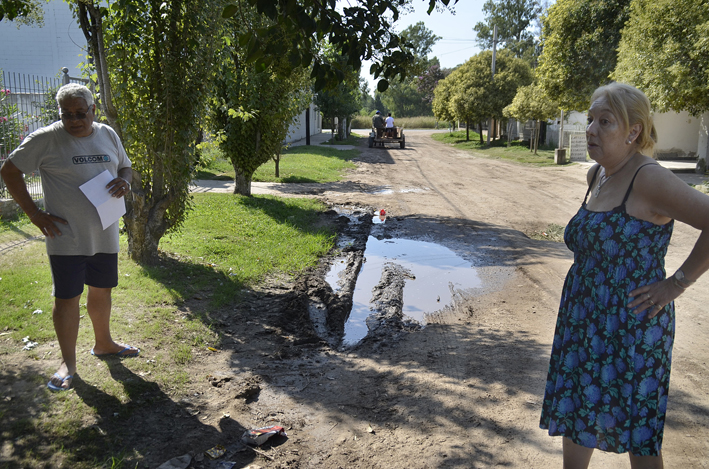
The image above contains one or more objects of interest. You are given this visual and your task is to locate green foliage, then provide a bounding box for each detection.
[314,46,361,139]
[212,8,312,194]
[378,77,432,117]
[79,0,224,262]
[377,23,441,117]
[0,80,24,159]
[221,0,457,92]
[473,0,541,63]
[613,0,709,116]
[0,0,45,23]
[504,83,559,122]
[536,0,631,110]
[434,50,533,128]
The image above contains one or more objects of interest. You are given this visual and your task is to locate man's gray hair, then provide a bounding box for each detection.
[56,83,94,108]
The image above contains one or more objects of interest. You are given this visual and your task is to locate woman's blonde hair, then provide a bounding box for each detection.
[590,82,657,155]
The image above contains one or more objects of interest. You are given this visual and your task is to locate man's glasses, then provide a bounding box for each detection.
[60,110,90,121]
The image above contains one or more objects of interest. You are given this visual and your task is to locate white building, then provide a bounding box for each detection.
[546,110,709,165]
[1,0,321,142]
[0,1,85,79]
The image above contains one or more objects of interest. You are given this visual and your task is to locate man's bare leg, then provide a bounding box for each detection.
[86,286,138,356]
[50,295,81,389]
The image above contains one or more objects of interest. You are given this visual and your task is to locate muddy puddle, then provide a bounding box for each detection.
[316,208,483,347]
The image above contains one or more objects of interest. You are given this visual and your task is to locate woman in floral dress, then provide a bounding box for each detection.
[540,83,709,468]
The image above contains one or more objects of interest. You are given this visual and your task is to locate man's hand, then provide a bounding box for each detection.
[107,177,131,198]
[31,210,68,238]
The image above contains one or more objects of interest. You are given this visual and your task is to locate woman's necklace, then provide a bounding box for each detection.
[594,171,613,198]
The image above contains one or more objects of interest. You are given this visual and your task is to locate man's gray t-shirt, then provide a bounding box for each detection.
[9,121,131,256]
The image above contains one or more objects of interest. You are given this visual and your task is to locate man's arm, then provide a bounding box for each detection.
[0,159,67,237]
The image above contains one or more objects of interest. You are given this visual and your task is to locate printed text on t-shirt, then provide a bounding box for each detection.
[72,155,111,164]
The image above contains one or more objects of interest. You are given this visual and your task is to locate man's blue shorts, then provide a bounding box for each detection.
[49,253,118,299]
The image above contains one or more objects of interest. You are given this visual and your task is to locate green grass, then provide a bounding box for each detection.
[432,130,573,166]
[196,144,359,183]
[0,193,335,468]
[319,132,366,145]
[350,115,440,129]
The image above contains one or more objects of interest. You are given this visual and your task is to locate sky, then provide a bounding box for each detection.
[361,0,489,95]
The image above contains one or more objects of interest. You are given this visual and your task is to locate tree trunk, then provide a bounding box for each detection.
[232,129,258,196]
[124,172,171,264]
[77,2,121,139]
[466,121,469,141]
[530,120,535,152]
[233,168,252,196]
[274,151,280,178]
[534,120,540,155]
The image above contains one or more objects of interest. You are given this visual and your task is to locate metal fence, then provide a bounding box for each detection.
[0,71,75,200]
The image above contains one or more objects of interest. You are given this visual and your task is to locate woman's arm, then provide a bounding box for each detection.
[627,165,709,317]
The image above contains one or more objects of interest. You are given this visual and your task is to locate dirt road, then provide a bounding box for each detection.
[180,130,709,468]
[183,131,709,468]
[6,131,708,468]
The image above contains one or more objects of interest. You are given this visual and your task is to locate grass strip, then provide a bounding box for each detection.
[195,142,359,183]
[0,193,334,468]
[432,130,574,167]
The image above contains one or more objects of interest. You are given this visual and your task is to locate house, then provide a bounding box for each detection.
[1,0,321,144]
[545,110,709,167]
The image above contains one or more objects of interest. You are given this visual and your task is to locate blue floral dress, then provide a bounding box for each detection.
[540,164,675,456]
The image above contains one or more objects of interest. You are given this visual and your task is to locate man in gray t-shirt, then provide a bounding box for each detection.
[0,83,139,392]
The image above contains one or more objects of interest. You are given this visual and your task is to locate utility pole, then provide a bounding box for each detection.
[487,25,497,145]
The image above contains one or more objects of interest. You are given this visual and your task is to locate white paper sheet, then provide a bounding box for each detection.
[79,170,126,230]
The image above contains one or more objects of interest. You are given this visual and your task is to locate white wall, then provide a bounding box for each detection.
[653,110,700,158]
[285,102,322,143]
[0,0,85,80]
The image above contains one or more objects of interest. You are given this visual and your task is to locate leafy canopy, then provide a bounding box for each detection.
[437,49,533,126]
[473,0,541,63]
[613,0,709,116]
[536,0,631,110]
[222,0,457,92]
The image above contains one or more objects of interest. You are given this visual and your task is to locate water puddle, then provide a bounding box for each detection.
[329,236,482,345]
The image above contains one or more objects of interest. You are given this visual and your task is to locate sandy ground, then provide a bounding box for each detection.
[3,131,709,468]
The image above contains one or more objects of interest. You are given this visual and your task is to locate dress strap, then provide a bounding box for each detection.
[621,163,658,205]
[583,165,602,204]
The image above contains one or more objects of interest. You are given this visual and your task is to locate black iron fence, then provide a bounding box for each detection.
[0,70,92,200]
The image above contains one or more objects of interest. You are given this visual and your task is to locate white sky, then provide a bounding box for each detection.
[361,0,488,94]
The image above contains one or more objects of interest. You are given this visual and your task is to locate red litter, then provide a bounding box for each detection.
[380,209,386,216]
[241,425,287,446]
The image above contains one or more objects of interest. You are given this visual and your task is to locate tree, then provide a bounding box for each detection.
[212,10,312,195]
[418,62,450,106]
[222,0,457,92]
[378,22,441,117]
[431,71,458,132]
[613,0,709,117]
[379,78,432,117]
[0,0,45,22]
[536,0,631,111]
[76,0,223,263]
[504,82,559,153]
[436,50,533,141]
[315,50,361,139]
[360,80,376,114]
[400,21,441,76]
[473,0,541,63]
